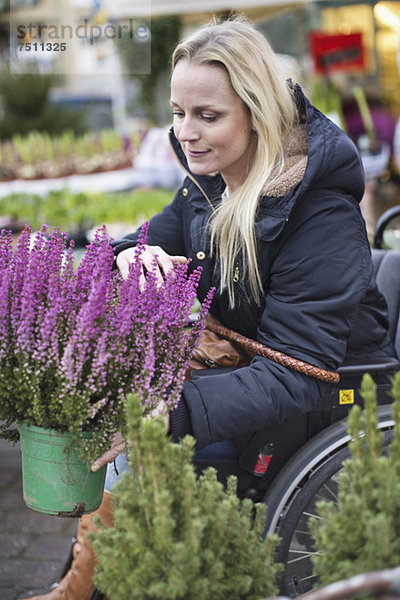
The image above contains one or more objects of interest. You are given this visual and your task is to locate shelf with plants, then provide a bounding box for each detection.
[0,129,142,182]
[0,188,173,244]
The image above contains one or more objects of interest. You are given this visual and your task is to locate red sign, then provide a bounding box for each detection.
[309,31,365,74]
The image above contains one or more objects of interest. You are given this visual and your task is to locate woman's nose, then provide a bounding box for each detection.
[177,117,200,142]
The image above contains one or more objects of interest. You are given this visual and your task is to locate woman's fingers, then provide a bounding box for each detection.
[144,400,170,432]
[142,247,188,285]
[116,245,188,285]
[90,401,171,473]
[91,432,125,472]
[141,246,168,286]
[116,248,136,280]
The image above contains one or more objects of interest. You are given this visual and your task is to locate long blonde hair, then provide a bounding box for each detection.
[172,17,297,308]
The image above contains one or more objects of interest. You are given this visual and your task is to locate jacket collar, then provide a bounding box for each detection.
[168,128,225,207]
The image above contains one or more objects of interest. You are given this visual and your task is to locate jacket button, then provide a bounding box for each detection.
[182,188,188,196]
[196,251,206,261]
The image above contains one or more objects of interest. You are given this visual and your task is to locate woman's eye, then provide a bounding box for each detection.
[172,111,184,118]
[201,115,217,122]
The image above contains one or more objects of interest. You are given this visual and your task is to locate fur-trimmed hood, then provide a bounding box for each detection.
[262,123,308,198]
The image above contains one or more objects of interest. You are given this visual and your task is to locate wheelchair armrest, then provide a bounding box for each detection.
[338,356,400,376]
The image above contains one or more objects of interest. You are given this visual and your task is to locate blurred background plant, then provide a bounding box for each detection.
[0,188,172,239]
[0,71,87,140]
[117,16,182,125]
[311,77,346,130]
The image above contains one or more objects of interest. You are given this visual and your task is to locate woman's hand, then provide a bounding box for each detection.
[144,400,170,432]
[91,431,125,472]
[116,245,188,289]
[90,406,171,472]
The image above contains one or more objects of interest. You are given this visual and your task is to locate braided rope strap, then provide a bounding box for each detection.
[206,320,340,384]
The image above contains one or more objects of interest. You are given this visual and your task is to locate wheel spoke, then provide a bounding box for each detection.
[301,511,321,520]
[287,550,319,563]
[284,468,344,595]
[321,480,339,502]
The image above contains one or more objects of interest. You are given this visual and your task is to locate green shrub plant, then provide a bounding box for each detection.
[311,372,400,584]
[1,188,172,234]
[118,16,182,124]
[92,394,282,600]
[0,71,86,140]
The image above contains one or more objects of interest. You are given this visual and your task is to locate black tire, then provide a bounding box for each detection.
[262,404,394,597]
[373,205,400,249]
[89,590,105,600]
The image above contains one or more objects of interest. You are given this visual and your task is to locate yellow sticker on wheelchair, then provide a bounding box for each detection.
[339,389,354,405]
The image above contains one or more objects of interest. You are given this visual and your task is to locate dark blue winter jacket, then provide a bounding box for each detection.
[113,85,394,462]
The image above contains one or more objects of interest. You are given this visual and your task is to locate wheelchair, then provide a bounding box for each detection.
[84,209,400,600]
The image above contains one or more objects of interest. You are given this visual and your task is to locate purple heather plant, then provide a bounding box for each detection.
[0,223,214,463]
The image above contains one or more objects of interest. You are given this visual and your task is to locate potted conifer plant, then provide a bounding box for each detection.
[311,372,400,583]
[92,393,282,600]
[0,223,213,517]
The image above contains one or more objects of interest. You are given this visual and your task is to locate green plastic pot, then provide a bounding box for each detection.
[18,423,107,517]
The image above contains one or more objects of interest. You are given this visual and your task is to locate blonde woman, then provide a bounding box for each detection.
[114,17,394,447]
[27,16,395,600]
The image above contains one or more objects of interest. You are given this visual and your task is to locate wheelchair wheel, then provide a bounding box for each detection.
[373,205,400,250]
[89,591,104,600]
[263,404,394,598]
